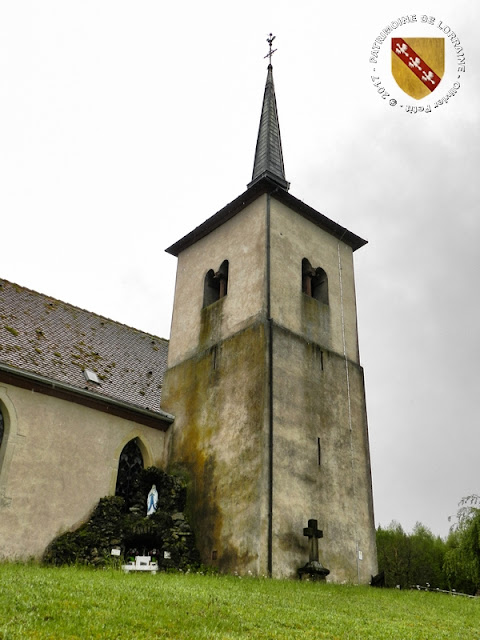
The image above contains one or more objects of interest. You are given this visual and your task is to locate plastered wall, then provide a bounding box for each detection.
[0,384,167,559]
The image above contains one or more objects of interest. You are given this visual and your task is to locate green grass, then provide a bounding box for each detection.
[0,564,478,639]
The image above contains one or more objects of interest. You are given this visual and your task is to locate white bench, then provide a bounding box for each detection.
[122,555,158,574]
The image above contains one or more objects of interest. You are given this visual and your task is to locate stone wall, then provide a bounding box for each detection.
[163,321,270,576]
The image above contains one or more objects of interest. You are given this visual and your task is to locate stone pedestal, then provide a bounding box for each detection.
[298,560,330,581]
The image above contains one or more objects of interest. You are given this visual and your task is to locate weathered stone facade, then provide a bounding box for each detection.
[162,190,377,582]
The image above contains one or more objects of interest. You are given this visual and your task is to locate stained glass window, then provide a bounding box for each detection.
[0,408,4,451]
[115,439,144,508]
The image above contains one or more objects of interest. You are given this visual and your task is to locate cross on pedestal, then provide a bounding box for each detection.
[298,518,330,581]
[303,519,323,563]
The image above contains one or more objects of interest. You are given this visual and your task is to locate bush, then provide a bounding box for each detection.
[43,468,200,570]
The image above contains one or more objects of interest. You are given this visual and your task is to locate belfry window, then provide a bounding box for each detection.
[302,258,328,305]
[203,260,229,307]
[115,439,144,509]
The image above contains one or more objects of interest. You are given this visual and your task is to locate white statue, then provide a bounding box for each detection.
[147,484,158,516]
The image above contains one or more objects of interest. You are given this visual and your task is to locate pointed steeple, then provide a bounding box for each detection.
[248,63,290,191]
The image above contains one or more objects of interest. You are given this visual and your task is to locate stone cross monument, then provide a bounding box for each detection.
[298,519,330,581]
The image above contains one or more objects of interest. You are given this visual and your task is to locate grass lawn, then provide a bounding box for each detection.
[0,564,478,639]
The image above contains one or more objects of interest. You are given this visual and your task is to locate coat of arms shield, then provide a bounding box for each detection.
[391,38,445,100]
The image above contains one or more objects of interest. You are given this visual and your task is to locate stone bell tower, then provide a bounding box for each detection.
[161,51,377,583]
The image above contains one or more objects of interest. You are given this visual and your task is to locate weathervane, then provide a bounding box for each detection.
[264,33,277,65]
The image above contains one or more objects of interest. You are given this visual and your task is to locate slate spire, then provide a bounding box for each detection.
[248,63,290,191]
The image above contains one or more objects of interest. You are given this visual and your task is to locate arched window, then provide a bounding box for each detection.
[203,260,229,307]
[0,399,15,486]
[0,405,6,481]
[115,439,144,509]
[302,258,328,305]
[0,407,4,453]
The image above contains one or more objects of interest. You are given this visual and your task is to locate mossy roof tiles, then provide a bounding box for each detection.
[0,279,168,415]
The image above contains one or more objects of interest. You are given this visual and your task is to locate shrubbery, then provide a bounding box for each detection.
[43,467,200,570]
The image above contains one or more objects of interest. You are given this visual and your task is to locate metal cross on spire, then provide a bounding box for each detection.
[264,33,277,65]
[248,32,289,191]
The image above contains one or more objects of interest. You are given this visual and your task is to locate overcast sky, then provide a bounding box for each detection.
[1,1,478,539]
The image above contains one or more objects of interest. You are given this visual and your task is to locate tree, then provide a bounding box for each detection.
[376,521,411,588]
[409,522,447,588]
[444,495,480,594]
[376,521,447,589]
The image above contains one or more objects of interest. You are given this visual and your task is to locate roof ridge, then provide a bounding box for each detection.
[0,278,168,343]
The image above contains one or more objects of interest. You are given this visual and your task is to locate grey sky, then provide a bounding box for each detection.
[1,1,478,538]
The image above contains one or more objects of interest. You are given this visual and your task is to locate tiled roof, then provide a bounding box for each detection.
[0,279,169,416]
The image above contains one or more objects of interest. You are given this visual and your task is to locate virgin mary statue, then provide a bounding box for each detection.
[147,484,158,516]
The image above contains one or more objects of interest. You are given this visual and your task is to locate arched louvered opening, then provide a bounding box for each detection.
[302,258,328,305]
[312,267,328,305]
[203,260,229,307]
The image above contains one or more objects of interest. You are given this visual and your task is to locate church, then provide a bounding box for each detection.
[0,52,377,582]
